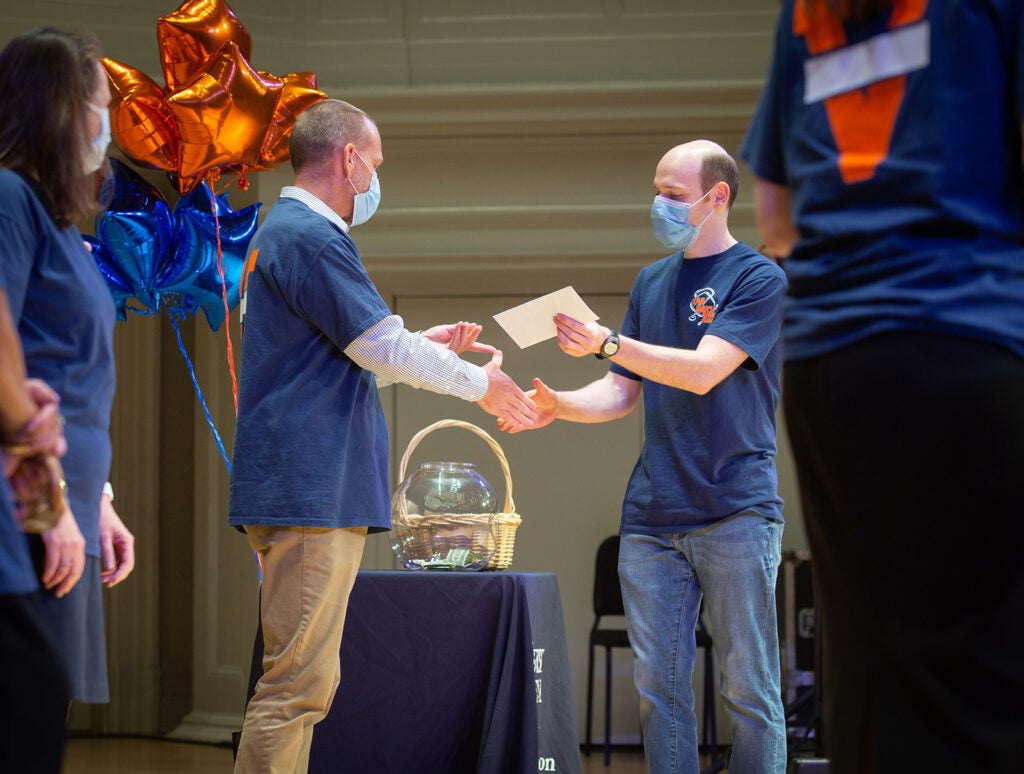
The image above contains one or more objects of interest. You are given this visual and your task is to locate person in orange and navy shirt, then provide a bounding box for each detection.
[742,1,1024,772]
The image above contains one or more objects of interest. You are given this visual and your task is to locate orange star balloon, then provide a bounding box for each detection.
[168,41,281,181]
[104,58,180,176]
[157,0,252,92]
[255,72,326,169]
[103,0,325,194]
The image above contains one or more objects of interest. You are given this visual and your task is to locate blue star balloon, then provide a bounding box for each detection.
[162,180,261,330]
[94,159,175,314]
[85,233,136,322]
[90,158,260,330]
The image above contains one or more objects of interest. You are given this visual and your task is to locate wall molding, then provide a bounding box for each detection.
[333,81,765,138]
[248,81,765,299]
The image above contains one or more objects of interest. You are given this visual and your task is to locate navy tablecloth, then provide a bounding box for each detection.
[245,570,582,774]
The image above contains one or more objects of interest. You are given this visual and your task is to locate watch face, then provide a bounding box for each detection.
[596,330,619,359]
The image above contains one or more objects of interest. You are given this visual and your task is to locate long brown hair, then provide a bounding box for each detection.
[0,27,103,228]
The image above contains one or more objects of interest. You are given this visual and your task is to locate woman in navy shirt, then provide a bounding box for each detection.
[0,27,135,705]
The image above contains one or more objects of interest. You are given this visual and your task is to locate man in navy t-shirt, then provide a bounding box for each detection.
[503,141,789,774]
[229,99,535,773]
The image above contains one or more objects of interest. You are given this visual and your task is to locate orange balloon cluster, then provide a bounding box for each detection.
[103,0,325,194]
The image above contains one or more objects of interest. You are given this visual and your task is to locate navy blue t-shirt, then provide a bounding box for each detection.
[228,196,393,530]
[610,243,787,533]
[0,170,115,558]
[741,0,1024,361]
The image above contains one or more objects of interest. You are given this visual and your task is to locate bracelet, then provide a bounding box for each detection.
[102,481,114,501]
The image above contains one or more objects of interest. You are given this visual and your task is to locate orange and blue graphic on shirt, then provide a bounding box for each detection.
[239,247,259,325]
[689,287,717,326]
[795,0,929,184]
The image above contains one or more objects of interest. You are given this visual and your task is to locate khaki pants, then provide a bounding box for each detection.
[234,525,367,774]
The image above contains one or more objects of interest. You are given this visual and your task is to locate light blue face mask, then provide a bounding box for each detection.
[83,102,111,174]
[650,188,715,251]
[349,149,381,227]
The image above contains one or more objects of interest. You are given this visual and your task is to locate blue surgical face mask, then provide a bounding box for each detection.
[83,102,111,174]
[650,187,715,251]
[348,149,381,227]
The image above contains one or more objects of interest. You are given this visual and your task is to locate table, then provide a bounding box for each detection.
[246,571,582,774]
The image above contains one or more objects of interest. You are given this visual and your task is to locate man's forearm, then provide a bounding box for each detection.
[555,373,638,424]
[345,315,489,401]
[605,335,748,396]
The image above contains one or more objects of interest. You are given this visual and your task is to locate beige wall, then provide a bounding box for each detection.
[2,0,800,746]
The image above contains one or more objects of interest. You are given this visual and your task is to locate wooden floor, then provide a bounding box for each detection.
[63,738,232,773]
[61,736,694,773]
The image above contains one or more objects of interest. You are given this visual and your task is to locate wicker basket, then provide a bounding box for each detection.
[393,419,522,571]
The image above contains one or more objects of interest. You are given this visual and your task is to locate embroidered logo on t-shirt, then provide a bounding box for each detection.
[689,287,716,326]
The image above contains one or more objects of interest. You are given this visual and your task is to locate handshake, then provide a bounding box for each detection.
[2,379,68,533]
[429,314,607,434]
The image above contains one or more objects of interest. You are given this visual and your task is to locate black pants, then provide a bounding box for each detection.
[784,331,1024,774]
[0,590,69,773]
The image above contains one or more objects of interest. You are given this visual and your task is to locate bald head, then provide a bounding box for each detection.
[656,140,740,209]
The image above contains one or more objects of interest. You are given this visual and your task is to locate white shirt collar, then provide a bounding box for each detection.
[280,186,350,233]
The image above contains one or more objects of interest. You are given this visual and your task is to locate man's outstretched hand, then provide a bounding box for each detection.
[497,378,558,434]
[476,350,537,430]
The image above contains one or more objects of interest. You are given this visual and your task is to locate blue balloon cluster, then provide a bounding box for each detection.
[87,158,261,331]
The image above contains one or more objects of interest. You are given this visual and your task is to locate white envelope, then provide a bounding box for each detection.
[493,286,600,348]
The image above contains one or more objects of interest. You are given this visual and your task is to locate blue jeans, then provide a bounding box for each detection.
[618,514,787,774]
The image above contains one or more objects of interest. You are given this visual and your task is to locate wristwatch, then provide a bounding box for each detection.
[595,329,620,359]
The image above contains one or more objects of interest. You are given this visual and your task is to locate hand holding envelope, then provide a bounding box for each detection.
[492,286,600,349]
[489,287,617,432]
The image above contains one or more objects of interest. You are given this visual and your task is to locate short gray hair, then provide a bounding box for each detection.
[289,99,375,172]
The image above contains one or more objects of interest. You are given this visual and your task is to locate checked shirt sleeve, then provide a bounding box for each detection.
[344,315,489,401]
